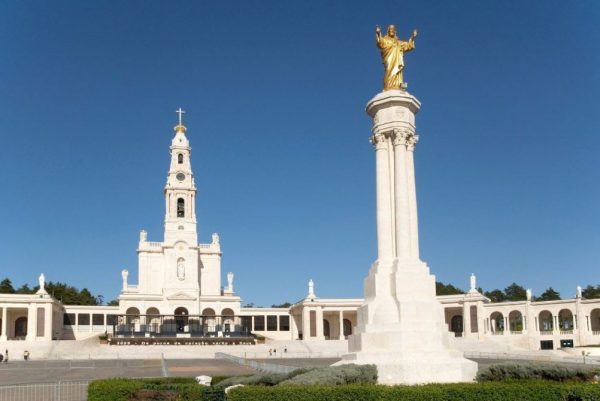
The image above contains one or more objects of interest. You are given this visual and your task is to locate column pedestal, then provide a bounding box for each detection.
[336,90,476,384]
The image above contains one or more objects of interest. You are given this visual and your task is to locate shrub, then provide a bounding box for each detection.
[477,364,598,382]
[214,369,310,389]
[88,379,144,401]
[280,364,377,385]
[88,378,214,401]
[227,381,600,401]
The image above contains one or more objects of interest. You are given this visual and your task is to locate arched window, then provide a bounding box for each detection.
[178,154,183,164]
[177,198,185,217]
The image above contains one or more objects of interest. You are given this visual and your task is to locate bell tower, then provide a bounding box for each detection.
[164,108,198,245]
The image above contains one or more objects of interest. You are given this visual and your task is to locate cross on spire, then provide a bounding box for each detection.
[176,107,185,125]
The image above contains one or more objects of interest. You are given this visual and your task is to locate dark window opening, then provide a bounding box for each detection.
[267,315,278,331]
[78,314,90,326]
[540,340,554,350]
[178,153,183,164]
[177,198,185,218]
[64,313,75,326]
[254,316,265,331]
[279,316,290,331]
[92,314,104,325]
[106,314,118,325]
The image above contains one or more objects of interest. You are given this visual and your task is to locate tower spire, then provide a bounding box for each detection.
[174,107,187,133]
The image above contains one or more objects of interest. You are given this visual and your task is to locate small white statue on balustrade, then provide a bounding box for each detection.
[37,273,47,294]
[227,272,234,293]
[122,269,129,292]
[308,279,316,299]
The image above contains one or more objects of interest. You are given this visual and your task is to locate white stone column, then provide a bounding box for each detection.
[371,133,395,263]
[337,89,477,385]
[338,310,344,339]
[302,307,310,340]
[405,136,420,259]
[26,305,37,341]
[44,305,53,340]
[0,307,7,341]
[392,131,411,259]
[462,304,471,337]
[315,308,324,340]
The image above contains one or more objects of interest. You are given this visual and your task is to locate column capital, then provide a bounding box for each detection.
[406,131,419,152]
[369,133,388,150]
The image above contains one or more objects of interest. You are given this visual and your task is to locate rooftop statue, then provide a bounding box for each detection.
[375,25,417,90]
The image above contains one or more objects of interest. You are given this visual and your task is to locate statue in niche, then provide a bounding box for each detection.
[375,24,417,90]
[177,258,185,280]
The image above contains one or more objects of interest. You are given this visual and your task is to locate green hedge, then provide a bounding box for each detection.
[281,364,377,385]
[477,364,598,382]
[87,378,214,401]
[227,381,600,401]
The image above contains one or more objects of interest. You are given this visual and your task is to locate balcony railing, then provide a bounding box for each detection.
[510,330,523,335]
[559,330,574,335]
[540,330,554,335]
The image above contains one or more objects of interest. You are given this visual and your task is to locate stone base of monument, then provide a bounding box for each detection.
[335,260,478,384]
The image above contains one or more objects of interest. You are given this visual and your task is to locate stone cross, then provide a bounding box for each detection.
[176,108,185,125]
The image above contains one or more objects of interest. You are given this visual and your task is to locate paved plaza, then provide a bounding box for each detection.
[0,359,256,386]
[1,356,597,386]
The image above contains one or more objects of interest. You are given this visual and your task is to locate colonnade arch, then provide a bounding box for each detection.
[558,309,574,330]
[343,319,353,337]
[590,309,600,331]
[450,315,463,336]
[221,308,235,333]
[323,319,330,339]
[174,307,189,332]
[538,310,553,332]
[15,317,27,337]
[508,311,523,332]
[125,307,140,325]
[489,312,504,332]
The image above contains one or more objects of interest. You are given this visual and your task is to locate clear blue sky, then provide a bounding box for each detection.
[1,1,599,306]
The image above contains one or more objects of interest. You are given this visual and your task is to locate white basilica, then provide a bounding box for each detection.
[0,112,599,352]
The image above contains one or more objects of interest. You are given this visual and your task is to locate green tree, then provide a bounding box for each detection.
[484,289,507,303]
[0,278,15,294]
[503,283,527,301]
[271,302,292,308]
[435,282,464,295]
[536,287,561,301]
[581,285,600,299]
[15,284,35,294]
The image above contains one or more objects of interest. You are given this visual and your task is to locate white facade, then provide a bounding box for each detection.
[118,121,241,318]
[0,111,598,358]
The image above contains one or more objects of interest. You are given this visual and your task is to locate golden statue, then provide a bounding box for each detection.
[375,25,417,90]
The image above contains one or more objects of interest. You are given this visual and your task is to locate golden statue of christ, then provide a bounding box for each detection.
[375,25,417,90]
